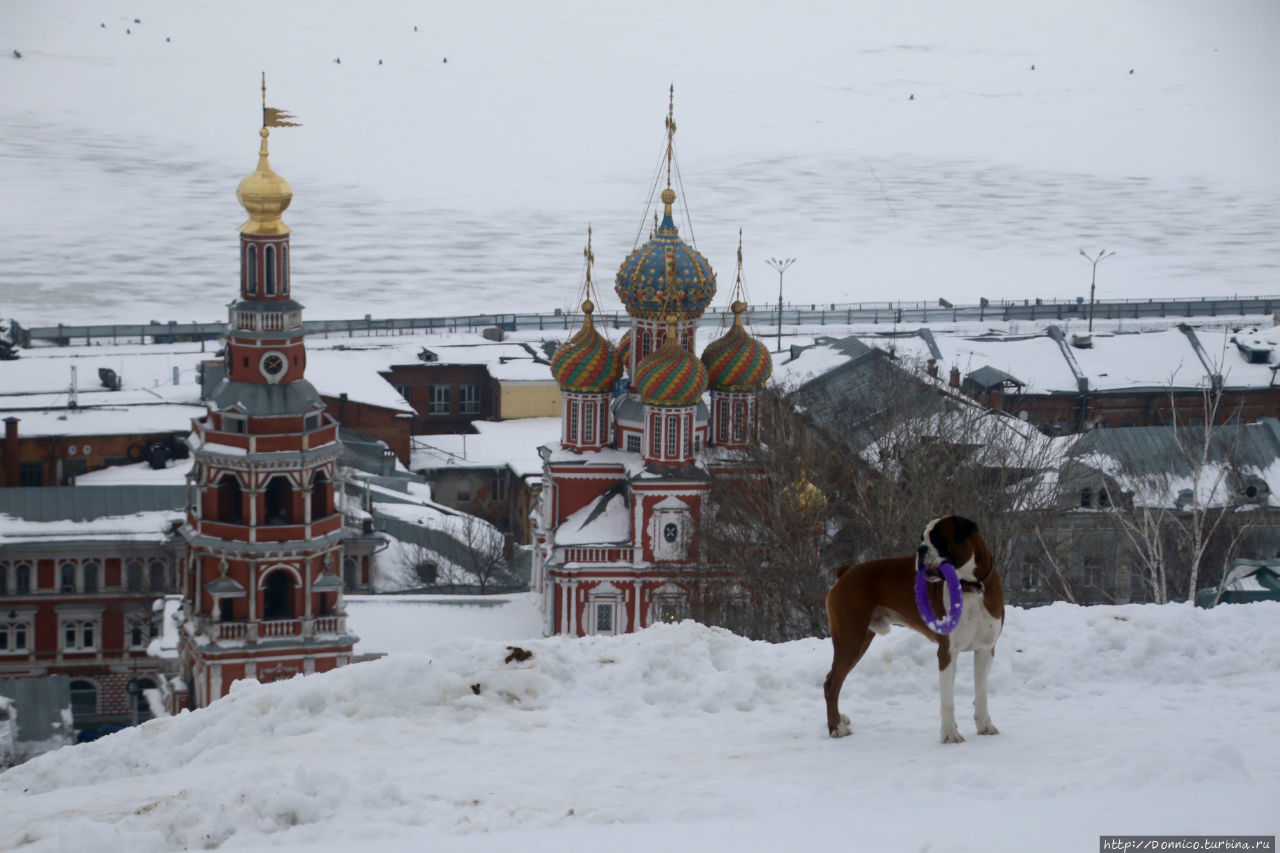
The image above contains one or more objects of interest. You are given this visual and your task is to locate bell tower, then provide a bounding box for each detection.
[179,91,355,708]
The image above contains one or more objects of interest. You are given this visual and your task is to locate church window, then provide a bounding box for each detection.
[683,414,692,455]
[626,434,641,454]
[264,476,294,525]
[217,475,243,523]
[663,522,679,543]
[666,415,679,457]
[281,244,289,294]
[717,399,729,442]
[343,557,359,589]
[311,471,331,519]
[583,401,595,443]
[733,399,747,442]
[594,601,615,635]
[262,570,296,620]
[264,246,277,295]
[650,415,661,456]
[567,401,579,442]
[246,244,257,295]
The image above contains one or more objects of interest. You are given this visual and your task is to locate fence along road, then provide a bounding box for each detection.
[21,295,1280,347]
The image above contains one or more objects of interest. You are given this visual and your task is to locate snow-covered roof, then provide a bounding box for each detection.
[412,418,562,478]
[554,488,632,547]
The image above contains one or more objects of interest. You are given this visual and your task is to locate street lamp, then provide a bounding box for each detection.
[766,257,796,353]
[1079,249,1116,333]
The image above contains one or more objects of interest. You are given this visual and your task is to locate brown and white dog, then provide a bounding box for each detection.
[823,515,1004,743]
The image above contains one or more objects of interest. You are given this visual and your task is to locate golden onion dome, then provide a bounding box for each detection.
[236,128,292,235]
[783,468,828,525]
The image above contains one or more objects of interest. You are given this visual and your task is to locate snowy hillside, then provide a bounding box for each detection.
[2,602,1278,852]
[3,0,1278,325]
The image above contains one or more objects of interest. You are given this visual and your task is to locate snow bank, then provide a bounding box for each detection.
[2,602,1278,852]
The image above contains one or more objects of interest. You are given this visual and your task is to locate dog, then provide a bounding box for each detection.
[823,515,1004,743]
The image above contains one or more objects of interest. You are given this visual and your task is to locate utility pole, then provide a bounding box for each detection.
[1079,249,1116,333]
[766,257,796,353]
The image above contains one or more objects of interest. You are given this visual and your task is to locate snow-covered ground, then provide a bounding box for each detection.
[3,0,1277,326]
[1,601,1277,852]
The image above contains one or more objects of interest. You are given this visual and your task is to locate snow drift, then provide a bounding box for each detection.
[2,602,1278,852]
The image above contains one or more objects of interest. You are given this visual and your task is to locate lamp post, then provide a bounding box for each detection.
[1079,249,1115,333]
[766,257,796,353]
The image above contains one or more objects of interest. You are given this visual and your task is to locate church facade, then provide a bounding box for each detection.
[531,103,773,637]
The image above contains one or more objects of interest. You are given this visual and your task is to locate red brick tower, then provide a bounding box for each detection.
[178,115,354,707]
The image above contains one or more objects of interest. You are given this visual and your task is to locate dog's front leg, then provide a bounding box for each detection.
[973,646,999,735]
[938,645,964,743]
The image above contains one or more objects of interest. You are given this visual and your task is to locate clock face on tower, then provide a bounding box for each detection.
[259,350,287,383]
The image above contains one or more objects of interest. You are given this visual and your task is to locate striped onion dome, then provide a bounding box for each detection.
[550,301,623,394]
[615,189,716,320]
[635,320,708,407]
[616,328,632,369]
[701,301,772,392]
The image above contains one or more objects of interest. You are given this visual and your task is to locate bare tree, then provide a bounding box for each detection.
[447,511,514,593]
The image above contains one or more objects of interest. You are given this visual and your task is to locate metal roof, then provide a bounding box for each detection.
[966,365,1024,390]
[1067,418,1280,478]
[0,486,186,522]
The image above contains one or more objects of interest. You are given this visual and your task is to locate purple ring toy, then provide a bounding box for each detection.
[915,561,963,635]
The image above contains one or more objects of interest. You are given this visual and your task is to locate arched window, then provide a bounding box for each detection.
[717,399,729,443]
[60,562,77,593]
[81,561,99,593]
[263,570,296,620]
[732,399,747,442]
[246,244,257,295]
[69,680,97,723]
[583,401,595,443]
[264,245,277,295]
[15,563,31,594]
[1080,488,1093,508]
[666,415,679,457]
[650,414,661,456]
[264,476,293,525]
[311,471,330,520]
[343,557,359,589]
[281,244,289,294]
[148,560,167,592]
[217,475,243,523]
[125,559,144,592]
[568,401,579,442]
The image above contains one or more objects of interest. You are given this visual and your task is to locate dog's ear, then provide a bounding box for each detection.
[951,515,978,542]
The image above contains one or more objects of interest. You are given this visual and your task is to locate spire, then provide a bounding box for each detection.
[664,83,676,190]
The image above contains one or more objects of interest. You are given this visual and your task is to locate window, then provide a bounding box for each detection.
[1080,488,1093,508]
[717,399,729,443]
[148,560,167,592]
[732,399,747,442]
[264,476,294,525]
[459,384,481,415]
[683,415,692,456]
[69,680,97,722]
[666,416,678,457]
[568,401,579,442]
[343,557,359,589]
[491,474,507,503]
[262,570,296,620]
[61,618,98,651]
[626,434,641,454]
[304,413,321,431]
[246,244,257,295]
[281,244,289,294]
[126,559,144,592]
[127,615,153,649]
[583,401,595,443]
[19,461,42,487]
[0,612,32,654]
[218,474,244,523]
[15,563,31,594]
[663,523,679,543]
[311,471,331,520]
[0,564,5,596]
[264,245,277,295]
[594,601,615,635]
[1082,556,1105,589]
[61,562,77,593]
[429,385,450,415]
[649,416,661,456]
[224,414,247,434]
[82,561,99,593]
[456,482,472,503]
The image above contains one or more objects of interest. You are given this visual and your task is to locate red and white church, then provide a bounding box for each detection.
[177,122,355,706]
[532,106,773,637]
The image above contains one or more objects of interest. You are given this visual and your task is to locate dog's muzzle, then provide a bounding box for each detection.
[917,548,944,582]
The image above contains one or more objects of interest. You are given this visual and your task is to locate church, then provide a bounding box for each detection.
[531,96,774,636]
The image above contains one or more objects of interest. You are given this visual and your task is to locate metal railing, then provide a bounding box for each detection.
[19,295,1280,347]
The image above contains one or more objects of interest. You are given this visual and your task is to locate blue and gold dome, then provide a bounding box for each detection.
[702,301,772,392]
[636,319,708,407]
[615,189,717,321]
[550,301,623,394]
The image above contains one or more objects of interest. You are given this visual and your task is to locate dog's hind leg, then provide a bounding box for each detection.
[824,629,874,738]
[973,646,999,735]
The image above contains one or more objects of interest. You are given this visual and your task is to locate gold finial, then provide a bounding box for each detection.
[731,300,746,326]
[661,187,676,219]
[581,299,596,330]
[584,225,594,290]
[664,315,679,347]
[664,83,676,189]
